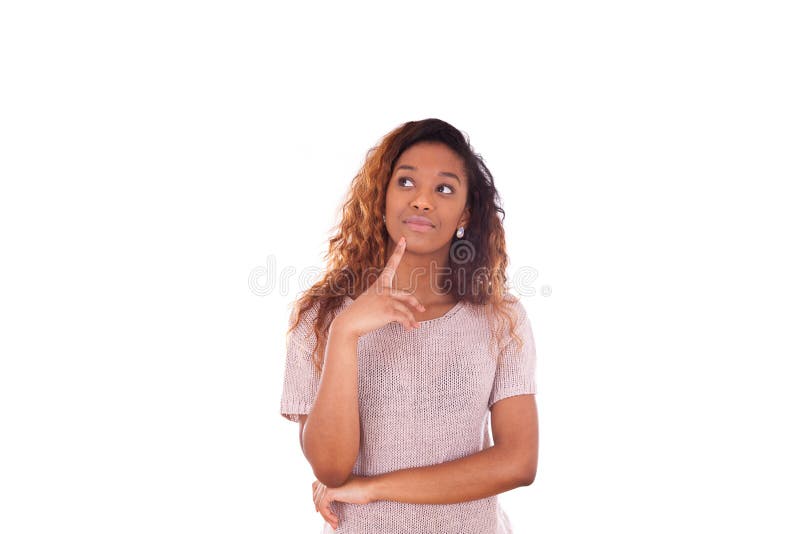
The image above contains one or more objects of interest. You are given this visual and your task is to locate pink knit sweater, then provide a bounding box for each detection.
[280,294,537,534]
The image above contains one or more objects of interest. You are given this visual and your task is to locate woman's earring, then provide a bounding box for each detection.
[382,214,386,224]
[456,226,465,238]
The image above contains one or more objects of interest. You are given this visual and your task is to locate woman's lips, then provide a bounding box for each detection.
[404,221,434,232]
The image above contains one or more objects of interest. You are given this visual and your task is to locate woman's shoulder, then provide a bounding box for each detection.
[287,295,353,335]
[287,297,320,327]
[502,292,528,317]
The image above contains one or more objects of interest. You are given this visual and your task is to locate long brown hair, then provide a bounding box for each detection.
[287,118,525,373]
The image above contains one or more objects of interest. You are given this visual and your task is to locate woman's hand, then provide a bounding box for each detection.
[331,236,426,337]
[312,475,376,530]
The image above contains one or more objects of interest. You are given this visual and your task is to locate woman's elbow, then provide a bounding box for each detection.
[518,468,537,486]
[314,467,352,488]
[514,455,537,486]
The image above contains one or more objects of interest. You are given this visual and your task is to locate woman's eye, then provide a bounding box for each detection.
[398,177,454,194]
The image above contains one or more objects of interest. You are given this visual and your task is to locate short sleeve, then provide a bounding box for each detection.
[488,299,538,408]
[279,300,323,423]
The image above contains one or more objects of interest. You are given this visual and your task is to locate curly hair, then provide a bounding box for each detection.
[287,118,525,374]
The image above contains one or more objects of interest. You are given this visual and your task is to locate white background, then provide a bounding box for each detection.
[1,1,798,532]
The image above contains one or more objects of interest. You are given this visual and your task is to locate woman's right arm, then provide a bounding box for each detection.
[297,236,424,488]
[299,319,361,488]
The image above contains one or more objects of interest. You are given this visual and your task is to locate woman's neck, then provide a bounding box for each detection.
[392,257,456,306]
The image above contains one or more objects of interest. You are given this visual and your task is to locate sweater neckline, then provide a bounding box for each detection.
[342,295,466,325]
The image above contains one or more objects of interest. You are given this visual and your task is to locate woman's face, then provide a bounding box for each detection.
[384,141,470,257]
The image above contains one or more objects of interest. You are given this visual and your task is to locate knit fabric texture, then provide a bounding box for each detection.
[280,294,537,534]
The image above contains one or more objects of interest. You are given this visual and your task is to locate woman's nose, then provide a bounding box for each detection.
[411,193,433,211]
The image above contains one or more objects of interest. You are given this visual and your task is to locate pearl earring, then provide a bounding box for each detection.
[382,214,386,223]
[456,226,465,238]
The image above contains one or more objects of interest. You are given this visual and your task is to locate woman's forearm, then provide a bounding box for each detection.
[302,320,361,487]
[369,445,532,505]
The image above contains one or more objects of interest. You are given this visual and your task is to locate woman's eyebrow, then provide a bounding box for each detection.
[395,164,461,184]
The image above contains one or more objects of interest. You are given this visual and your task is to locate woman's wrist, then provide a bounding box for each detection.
[330,316,360,344]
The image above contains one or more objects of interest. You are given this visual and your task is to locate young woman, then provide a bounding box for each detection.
[280,118,539,533]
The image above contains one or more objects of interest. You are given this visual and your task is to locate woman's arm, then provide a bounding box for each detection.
[368,444,531,505]
[301,320,361,488]
[369,394,538,504]
[302,238,425,489]
[311,441,528,531]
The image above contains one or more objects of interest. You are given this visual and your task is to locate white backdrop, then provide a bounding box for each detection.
[1,1,798,532]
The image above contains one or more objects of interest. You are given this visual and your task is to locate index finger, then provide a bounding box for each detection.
[379,236,406,287]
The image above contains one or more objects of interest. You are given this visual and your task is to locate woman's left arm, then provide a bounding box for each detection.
[313,445,527,530]
[369,445,527,504]
[316,395,538,510]
[370,394,538,504]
